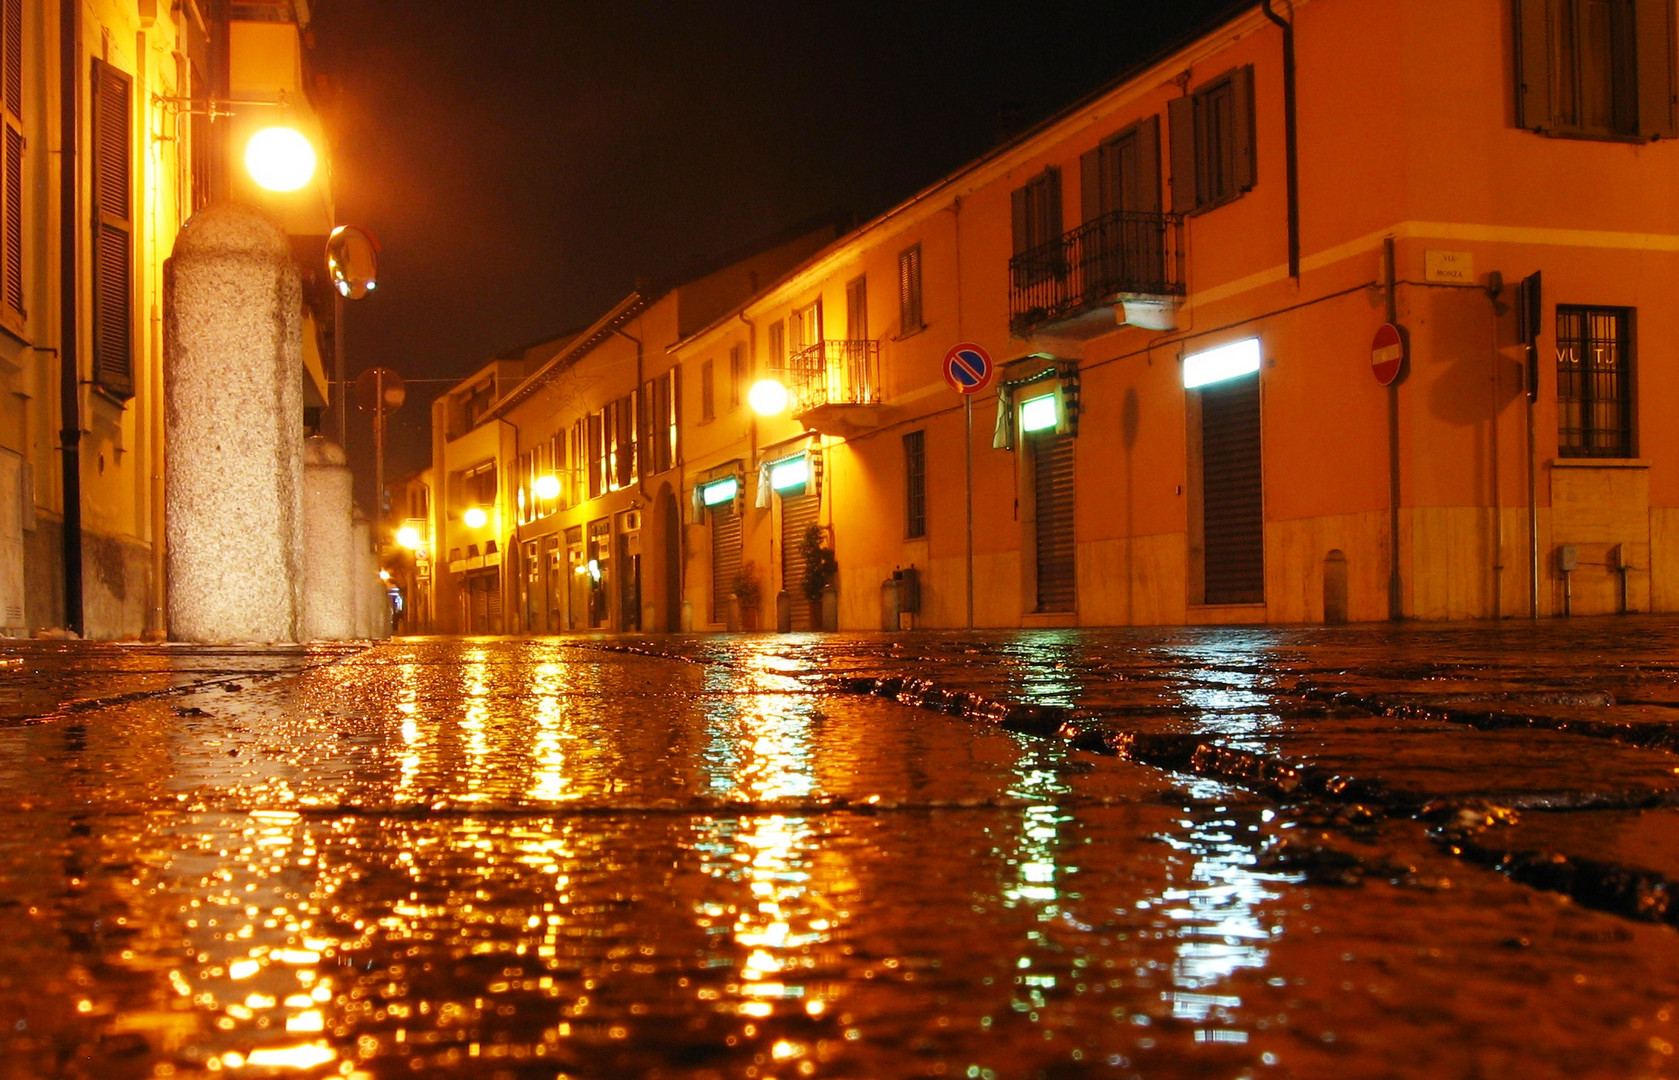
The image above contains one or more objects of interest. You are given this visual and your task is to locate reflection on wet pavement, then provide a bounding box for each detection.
[1,633,1679,1078]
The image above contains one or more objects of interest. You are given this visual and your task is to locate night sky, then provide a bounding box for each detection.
[308,0,1246,497]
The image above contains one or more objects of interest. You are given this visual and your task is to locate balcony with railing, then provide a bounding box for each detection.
[1009,209,1186,338]
[782,339,882,436]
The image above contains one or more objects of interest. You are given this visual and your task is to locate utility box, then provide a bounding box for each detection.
[1556,545,1578,572]
[893,567,920,613]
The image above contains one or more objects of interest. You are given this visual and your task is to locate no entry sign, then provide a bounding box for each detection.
[1371,323,1405,386]
[944,342,995,395]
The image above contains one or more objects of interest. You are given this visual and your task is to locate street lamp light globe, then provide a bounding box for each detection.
[533,474,562,501]
[396,525,423,550]
[749,378,789,416]
[245,127,317,192]
[463,507,488,529]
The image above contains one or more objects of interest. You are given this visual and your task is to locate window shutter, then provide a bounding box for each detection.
[1137,114,1163,214]
[1011,184,1029,256]
[1514,0,1554,130]
[1,0,22,322]
[1637,0,1678,138]
[91,60,134,400]
[1080,146,1101,224]
[1232,64,1258,192]
[1168,94,1197,213]
[1044,167,1063,239]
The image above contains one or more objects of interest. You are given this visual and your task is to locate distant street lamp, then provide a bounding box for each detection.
[749,378,789,416]
[244,126,317,192]
[396,525,423,550]
[463,507,488,529]
[533,474,562,501]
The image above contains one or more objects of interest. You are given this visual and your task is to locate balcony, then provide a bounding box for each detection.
[783,339,882,437]
[1009,209,1185,339]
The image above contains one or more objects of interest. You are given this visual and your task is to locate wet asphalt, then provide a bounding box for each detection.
[2,619,1679,1079]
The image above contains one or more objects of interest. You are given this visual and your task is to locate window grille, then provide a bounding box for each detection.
[904,430,926,539]
[1556,305,1633,458]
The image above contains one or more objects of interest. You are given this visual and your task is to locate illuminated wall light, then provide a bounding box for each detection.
[396,525,423,549]
[462,506,488,529]
[533,474,562,501]
[1019,394,1058,433]
[749,378,789,416]
[702,477,739,506]
[769,456,809,492]
[244,127,317,192]
[1182,337,1261,389]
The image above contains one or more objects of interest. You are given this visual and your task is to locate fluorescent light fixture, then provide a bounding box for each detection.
[769,456,809,492]
[701,477,738,506]
[1183,337,1261,389]
[1019,394,1058,433]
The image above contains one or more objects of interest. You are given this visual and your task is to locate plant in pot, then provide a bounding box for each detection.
[800,525,838,630]
[733,560,762,631]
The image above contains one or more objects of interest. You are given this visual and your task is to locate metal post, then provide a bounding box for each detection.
[373,367,385,545]
[1385,238,1402,620]
[965,394,974,629]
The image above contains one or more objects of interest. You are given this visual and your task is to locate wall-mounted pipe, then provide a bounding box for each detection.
[1261,0,1300,280]
[59,0,83,635]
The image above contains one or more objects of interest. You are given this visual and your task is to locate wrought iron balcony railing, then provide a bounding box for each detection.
[783,339,881,414]
[1008,209,1185,336]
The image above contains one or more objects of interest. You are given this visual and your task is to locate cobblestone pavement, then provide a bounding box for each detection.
[1,620,1677,1079]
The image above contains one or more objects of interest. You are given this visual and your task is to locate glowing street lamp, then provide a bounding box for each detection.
[244,126,317,192]
[396,525,423,550]
[462,507,488,529]
[533,474,562,501]
[749,378,789,416]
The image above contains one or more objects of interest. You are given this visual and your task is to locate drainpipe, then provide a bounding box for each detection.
[611,325,651,504]
[59,0,83,636]
[1261,0,1300,280]
[496,416,522,632]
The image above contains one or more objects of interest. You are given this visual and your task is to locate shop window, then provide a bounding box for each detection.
[1168,66,1256,215]
[1516,0,1676,139]
[1557,305,1634,457]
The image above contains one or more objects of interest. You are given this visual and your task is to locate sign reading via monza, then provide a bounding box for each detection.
[943,342,995,395]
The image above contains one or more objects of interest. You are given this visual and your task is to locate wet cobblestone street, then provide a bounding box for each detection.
[4,620,1679,1078]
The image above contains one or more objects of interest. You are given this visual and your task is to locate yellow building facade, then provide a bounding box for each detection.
[429,0,1679,632]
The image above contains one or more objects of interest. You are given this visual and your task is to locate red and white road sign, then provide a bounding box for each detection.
[943,342,995,395]
[1371,323,1404,386]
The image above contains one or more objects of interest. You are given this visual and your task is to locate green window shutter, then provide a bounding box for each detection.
[91,59,134,401]
[1637,0,1679,138]
[1168,94,1197,213]
[1514,0,1554,131]
[1232,64,1258,192]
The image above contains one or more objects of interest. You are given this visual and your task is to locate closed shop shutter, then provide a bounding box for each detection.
[485,571,503,631]
[1201,373,1264,604]
[469,574,488,632]
[780,490,821,629]
[1031,430,1076,612]
[711,505,741,625]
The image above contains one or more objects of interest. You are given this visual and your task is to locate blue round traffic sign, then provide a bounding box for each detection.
[943,342,995,395]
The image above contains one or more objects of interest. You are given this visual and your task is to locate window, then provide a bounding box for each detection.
[92,59,134,399]
[1557,305,1634,457]
[461,379,495,430]
[768,320,786,370]
[1010,167,1063,284]
[615,392,637,487]
[790,300,821,350]
[1516,0,1676,139]
[898,245,923,334]
[641,368,678,475]
[463,460,497,507]
[1168,66,1256,214]
[846,276,868,341]
[904,430,926,539]
[700,358,715,422]
[728,345,744,409]
[569,420,584,506]
[0,0,22,332]
[587,411,604,499]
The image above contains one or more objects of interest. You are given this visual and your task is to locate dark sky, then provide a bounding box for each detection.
[308,0,1246,495]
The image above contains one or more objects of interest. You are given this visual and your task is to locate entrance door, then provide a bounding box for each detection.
[1198,372,1264,604]
[780,488,821,629]
[543,536,562,632]
[586,518,612,629]
[565,526,585,630]
[617,510,642,633]
[1030,428,1076,612]
[522,538,541,632]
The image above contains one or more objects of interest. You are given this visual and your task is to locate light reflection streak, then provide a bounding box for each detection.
[458,650,491,803]
[528,661,568,802]
[394,663,424,803]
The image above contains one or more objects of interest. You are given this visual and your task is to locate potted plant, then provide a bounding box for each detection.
[732,560,762,631]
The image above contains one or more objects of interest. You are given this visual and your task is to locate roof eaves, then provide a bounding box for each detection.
[484,292,648,422]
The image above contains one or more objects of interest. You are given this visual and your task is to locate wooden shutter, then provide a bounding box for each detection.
[1200,374,1264,605]
[710,502,741,624]
[897,245,921,332]
[1232,65,1258,192]
[1515,0,1554,130]
[1031,430,1076,612]
[1638,0,1679,138]
[1011,184,1030,256]
[1168,95,1197,213]
[846,276,867,340]
[0,0,20,322]
[1080,145,1102,225]
[91,60,134,400]
[1136,115,1163,213]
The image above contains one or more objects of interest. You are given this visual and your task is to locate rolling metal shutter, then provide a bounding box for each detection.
[711,504,741,625]
[1201,373,1264,604]
[1031,430,1076,612]
[780,490,821,629]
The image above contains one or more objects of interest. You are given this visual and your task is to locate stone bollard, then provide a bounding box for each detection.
[164,203,303,643]
[352,514,372,639]
[301,437,355,640]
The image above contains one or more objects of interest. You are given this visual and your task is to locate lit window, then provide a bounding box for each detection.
[1183,338,1260,389]
[1020,394,1058,433]
[701,477,739,506]
[769,456,809,492]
